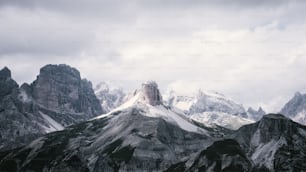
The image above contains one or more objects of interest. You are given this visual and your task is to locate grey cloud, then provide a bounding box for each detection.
[1,0,306,113]
[0,0,295,9]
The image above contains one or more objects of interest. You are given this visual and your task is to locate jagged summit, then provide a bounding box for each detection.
[114,81,163,108]
[141,81,163,106]
[0,66,18,98]
[247,106,266,121]
[31,64,102,115]
[0,67,11,79]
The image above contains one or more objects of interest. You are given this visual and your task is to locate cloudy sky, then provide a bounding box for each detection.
[1,0,306,112]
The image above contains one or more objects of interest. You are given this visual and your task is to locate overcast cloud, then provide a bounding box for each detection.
[1,0,306,112]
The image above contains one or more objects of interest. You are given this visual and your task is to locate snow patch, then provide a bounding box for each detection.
[39,112,64,132]
[147,105,207,134]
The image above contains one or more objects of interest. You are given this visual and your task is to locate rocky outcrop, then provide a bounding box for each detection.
[140,81,163,106]
[0,64,103,151]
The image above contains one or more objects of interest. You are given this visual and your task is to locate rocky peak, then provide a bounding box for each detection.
[0,67,18,98]
[0,67,11,80]
[280,91,306,118]
[258,107,265,113]
[31,64,102,115]
[247,107,266,121]
[141,81,163,106]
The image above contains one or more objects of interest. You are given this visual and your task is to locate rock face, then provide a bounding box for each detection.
[0,67,43,151]
[280,92,306,125]
[0,65,103,151]
[32,64,102,116]
[232,114,306,171]
[247,107,266,121]
[94,82,126,112]
[141,81,163,106]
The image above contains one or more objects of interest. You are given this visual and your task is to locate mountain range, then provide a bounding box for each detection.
[0,64,305,172]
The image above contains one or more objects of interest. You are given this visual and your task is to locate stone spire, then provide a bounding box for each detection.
[141,81,163,106]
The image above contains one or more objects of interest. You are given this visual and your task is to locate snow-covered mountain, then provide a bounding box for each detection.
[0,65,103,151]
[94,81,125,113]
[280,92,306,125]
[165,90,254,130]
[190,112,254,130]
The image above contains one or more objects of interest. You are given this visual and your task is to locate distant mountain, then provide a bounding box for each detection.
[0,64,103,151]
[247,107,266,121]
[280,92,306,125]
[0,81,215,172]
[94,81,125,113]
[165,90,254,130]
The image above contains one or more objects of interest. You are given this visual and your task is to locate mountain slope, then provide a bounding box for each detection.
[166,114,306,172]
[166,139,252,172]
[232,114,306,171]
[0,81,213,172]
[0,65,103,151]
[280,92,306,125]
